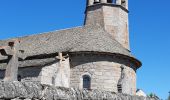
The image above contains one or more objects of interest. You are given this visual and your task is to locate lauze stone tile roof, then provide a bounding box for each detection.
[0,25,141,69]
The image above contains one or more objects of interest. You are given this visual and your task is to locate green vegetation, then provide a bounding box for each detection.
[147,93,159,100]
[167,91,170,100]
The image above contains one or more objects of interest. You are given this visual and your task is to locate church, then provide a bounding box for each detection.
[0,0,141,95]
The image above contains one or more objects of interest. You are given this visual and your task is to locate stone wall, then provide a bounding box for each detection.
[0,53,137,95]
[84,5,104,27]
[0,58,70,88]
[40,63,58,85]
[40,58,70,88]
[0,81,157,100]
[70,54,136,95]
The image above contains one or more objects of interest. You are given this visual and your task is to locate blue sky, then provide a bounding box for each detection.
[0,0,170,99]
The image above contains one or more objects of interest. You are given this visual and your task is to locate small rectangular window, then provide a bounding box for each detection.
[83,75,91,89]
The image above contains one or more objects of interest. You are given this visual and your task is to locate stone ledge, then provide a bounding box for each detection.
[0,81,157,100]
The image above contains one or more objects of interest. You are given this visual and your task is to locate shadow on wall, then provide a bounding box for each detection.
[18,66,42,80]
[0,66,42,81]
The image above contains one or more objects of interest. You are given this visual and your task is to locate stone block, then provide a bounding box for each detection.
[70,54,136,95]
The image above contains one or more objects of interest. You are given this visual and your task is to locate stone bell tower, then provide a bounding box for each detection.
[84,0,129,50]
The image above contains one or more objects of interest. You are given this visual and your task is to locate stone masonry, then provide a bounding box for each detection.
[0,0,142,97]
[40,57,70,88]
[85,3,130,49]
[0,81,158,100]
[70,53,136,95]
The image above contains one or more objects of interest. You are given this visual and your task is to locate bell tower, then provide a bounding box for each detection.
[84,0,129,50]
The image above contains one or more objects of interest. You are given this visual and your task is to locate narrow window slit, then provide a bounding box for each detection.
[17,75,21,81]
[117,84,122,93]
[83,75,91,89]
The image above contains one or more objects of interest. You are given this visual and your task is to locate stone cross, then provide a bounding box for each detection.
[56,52,69,62]
[54,52,70,88]
[56,53,64,61]
[2,39,20,82]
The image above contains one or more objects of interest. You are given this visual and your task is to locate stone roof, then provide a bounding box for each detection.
[0,25,141,69]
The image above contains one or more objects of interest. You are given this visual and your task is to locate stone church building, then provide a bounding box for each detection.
[0,0,141,95]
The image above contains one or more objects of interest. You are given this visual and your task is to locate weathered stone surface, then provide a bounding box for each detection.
[0,1,143,99]
[0,81,157,100]
[0,53,138,95]
[85,4,130,49]
[3,40,20,82]
[41,57,70,88]
[70,54,136,95]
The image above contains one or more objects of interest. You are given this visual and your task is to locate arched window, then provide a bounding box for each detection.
[52,76,55,85]
[83,75,91,89]
[17,75,21,81]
